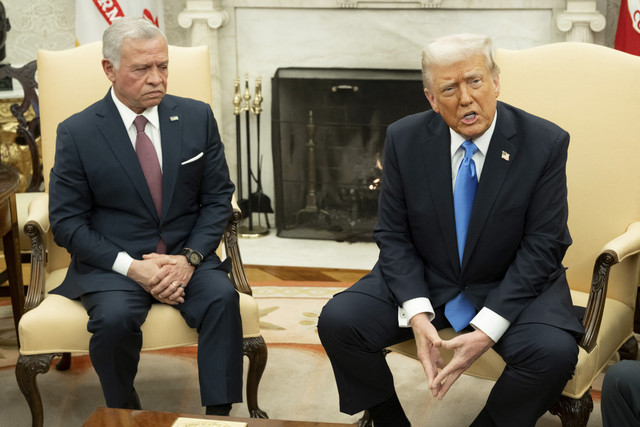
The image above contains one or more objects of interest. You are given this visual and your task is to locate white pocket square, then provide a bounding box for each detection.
[181,152,204,165]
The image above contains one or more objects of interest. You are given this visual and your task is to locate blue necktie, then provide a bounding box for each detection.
[445,140,478,331]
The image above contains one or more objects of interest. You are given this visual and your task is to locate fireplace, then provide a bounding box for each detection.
[271,68,428,242]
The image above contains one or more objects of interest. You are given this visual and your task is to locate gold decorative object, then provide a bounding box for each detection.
[242,73,251,111]
[251,76,262,115]
[232,77,242,116]
[233,74,270,238]
[0,102,40,192]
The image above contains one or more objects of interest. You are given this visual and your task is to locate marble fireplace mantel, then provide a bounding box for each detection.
[179,0,605,230]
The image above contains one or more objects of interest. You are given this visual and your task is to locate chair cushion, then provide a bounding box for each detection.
[19,268,262,355]
[388,290,634,399]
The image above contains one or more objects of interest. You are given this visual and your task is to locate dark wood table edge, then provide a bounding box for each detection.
[83,407,355,427]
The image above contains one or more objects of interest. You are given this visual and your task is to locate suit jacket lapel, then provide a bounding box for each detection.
[95,92,159,220]
[421,117,461,274]
[463,102,518,267]
[158,96,181,221]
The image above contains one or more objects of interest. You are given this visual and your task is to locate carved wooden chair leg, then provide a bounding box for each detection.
[55,352,72,371]
[548,390,593,427]
[15,353,59,427]
[358,410,373,427]
[243,336,268,418]
[618,336,639,361]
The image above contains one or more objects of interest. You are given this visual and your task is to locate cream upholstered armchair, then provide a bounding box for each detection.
[380,43,640,427]
[15,42,268,426]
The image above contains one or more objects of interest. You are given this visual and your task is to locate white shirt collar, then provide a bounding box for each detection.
[110,87,160,131]
[449,109,498,158]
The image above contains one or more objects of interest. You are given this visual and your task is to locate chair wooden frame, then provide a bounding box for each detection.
[15,203,269,426]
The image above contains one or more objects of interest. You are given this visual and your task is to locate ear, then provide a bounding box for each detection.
[424,88,439,113]
[102,59,116,83]
[493,75,501,98]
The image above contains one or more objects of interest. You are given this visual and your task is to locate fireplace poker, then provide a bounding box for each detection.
[243,74,253,230]
[232,77,243,202]
[250,77,272,228]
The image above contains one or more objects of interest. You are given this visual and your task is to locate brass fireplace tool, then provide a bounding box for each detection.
[233,74,272,237]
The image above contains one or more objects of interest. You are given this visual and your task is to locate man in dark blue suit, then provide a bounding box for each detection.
[318,34,585,426]
[48,17,241,416]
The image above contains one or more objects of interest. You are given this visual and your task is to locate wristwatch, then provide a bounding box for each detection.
[181,248,204,267]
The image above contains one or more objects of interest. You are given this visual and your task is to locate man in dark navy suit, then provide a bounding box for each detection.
[49,17,240,416]
[318,34,584,426]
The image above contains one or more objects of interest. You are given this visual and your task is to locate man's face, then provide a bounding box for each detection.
[424,54,500,140]
[102,35,168,114]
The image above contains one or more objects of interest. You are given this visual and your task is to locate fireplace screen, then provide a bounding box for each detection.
[272,68,429,242]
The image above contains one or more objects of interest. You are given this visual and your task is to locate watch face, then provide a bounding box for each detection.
[183,248,203,266]
[188,251,202,266]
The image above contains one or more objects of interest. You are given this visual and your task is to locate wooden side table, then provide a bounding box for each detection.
[0,163,24,340]
[84,407,355,427]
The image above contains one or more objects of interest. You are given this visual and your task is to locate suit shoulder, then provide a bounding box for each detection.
[499,102,567,137]
[59,98,106,129]
[386,110,440,147]
[163,94,211,112]
[388,109,436,132]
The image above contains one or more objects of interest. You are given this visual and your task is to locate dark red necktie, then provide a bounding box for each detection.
[134,115,165,253]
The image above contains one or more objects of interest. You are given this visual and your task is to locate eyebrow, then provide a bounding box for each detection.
[463,70,483,80]
[131,60,169,68]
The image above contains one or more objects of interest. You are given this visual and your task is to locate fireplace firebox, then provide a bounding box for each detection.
[272,68,429,242]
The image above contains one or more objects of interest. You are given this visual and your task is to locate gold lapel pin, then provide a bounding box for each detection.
[501,151,510,161]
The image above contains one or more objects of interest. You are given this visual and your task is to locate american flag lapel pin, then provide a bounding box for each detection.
[170,115,179,122]
[501,151,510,161]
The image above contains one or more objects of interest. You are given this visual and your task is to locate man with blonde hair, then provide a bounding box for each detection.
[319,34,584,426]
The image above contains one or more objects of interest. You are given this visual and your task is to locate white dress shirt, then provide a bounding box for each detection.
[397,111,511,343]
[109,88,163,276]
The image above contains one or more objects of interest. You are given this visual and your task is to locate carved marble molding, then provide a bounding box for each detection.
[337,0,442,7]
[556,1,606,42]
[178,0,230,133]
[178,0,229,30]
[223,0,565,8]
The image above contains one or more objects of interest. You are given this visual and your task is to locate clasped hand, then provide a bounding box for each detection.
[410,313,494,400]
[127,253,195,305]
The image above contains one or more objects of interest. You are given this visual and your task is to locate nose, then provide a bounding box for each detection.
[147,66,163,85]
[459,84,472,105]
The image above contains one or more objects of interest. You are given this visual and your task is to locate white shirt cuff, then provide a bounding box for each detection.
[112,251,134,276]
[398,297,434,327]
[470,307,511,343]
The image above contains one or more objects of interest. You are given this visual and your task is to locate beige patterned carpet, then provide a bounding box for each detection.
[0,281,604,426]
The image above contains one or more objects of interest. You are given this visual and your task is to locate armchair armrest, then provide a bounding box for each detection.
[24,193,49,232]
[23,193,49,312]
[580,221,640,352]
[224,203,253,296]
[604,222,640,263]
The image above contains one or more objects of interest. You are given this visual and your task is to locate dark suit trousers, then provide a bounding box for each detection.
[81,267,243,408]
[318,291,578,426]
[601,360,640,427]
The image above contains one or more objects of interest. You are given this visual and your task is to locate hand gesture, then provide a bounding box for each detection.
[430,329,494,399]
[127,253,192,305]
[410,313,445,394]
[143,252,195,305]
